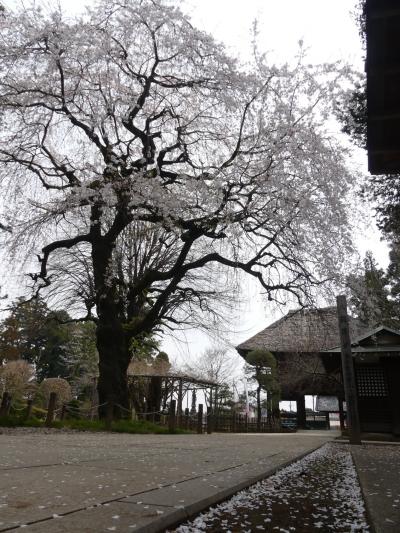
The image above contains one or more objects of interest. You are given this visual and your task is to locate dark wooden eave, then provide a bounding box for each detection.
[366,0,400,173]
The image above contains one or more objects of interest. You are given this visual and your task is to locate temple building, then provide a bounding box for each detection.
[237,307,400,436]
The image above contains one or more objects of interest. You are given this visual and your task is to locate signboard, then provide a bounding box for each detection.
[316,396,346,413]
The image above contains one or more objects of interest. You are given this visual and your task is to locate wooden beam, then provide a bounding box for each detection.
[336,295,361,444]
[296,395,307,429]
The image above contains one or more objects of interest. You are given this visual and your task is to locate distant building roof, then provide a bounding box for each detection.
[236,307,366,355]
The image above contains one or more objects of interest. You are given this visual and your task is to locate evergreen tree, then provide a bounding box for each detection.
[62,321,98,397]
[347,252,400,329]
[0,298,78,380]
[246,349,280,430]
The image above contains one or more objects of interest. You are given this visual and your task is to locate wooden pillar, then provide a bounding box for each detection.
[168,399,176,432]
[207,406,213,434]
[338,397,345,431]
[162,377,169,411]
[169,379,175,405]
[296,395,307,429]
[177,378,183,427]
[197,404,203,434]
[337,295,361,444]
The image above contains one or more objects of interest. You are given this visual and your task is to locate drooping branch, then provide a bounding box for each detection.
[31,233,93,285]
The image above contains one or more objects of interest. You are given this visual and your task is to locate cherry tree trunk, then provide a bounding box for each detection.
[92,238,131,419]
[97,326,131,420]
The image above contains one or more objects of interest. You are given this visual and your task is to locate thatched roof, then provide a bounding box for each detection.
[236,307,367,399]
[236,306,366,355]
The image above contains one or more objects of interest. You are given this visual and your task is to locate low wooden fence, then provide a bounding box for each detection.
[0,391,328,433]
[163,403,293,433]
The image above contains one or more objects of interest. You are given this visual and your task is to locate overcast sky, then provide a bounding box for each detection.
[2,1,388,375]
[5,0,363,64]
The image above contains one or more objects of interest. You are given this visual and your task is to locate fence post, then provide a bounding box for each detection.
[24,399,33,420]
[60,404,67,421]
[245,413,248,433]
[197,404,203,434]
[177,379,183,427]
[207,406,213,434]
[45,392,57,427]
[231,411,236,433]
[184,407,189,430]
[168,399,176,432]
[105,401,114,430]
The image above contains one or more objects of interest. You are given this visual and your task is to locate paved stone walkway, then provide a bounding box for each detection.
[0,429,338,532]
[352,444,400,533]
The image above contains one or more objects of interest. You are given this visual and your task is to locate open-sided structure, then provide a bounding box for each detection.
[127,371,218,423]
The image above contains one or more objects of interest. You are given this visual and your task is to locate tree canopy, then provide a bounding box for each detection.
[0,0,357,415]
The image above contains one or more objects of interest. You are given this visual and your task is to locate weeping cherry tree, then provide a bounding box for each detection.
[0,0,354,416]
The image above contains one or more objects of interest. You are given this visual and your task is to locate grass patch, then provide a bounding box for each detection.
[0,415,191,434]
[0,415,43,428]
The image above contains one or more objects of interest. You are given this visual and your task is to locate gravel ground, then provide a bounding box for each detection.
[169,443,370,533]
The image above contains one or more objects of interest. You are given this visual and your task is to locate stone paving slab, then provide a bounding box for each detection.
[9,501,187,533]
[351,444,400,533]
[0,464,169,526]
[0,430,339,532]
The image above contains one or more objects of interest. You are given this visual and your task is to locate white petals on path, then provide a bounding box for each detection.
[171,443,370,532]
